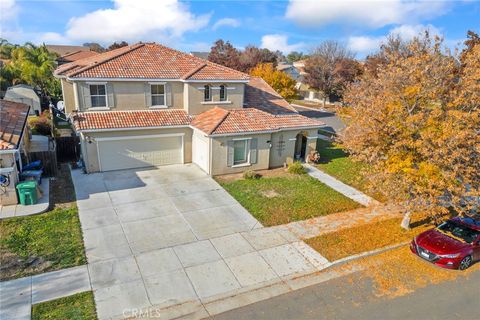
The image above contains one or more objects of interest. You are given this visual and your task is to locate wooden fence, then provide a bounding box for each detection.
[25,150,58,177]
[56,136,81,163]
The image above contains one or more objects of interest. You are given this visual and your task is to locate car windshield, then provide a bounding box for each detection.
[437,220,480,244]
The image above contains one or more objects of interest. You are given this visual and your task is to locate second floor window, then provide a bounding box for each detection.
[90,84,107,108]
[219,84,227,101]
[151,84,165,106]
[204,85,211,102]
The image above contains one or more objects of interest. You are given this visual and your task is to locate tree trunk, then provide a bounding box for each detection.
[401,211,411,230]
[323,96,327,108]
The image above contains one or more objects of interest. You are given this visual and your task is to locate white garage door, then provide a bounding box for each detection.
[97,134,184,171]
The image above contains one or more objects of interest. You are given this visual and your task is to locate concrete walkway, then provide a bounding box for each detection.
[272,203,401,240]
[0,179,50,220]
[0,266,91,320]
[304,164,379,207]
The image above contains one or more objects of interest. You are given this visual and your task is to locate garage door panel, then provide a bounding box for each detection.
[98,135,183,171]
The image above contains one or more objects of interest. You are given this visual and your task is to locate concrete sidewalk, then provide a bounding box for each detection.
[305,164,379,207]
[0,266,91,320]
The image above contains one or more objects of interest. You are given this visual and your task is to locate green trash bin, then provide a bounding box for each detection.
[16,181,38,205]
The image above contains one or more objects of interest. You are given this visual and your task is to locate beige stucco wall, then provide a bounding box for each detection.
[210,133,271,176]
[0,153,19,205]
[61,79,76,113]
[186,83,245,115]
[270,129,318,168]
[81,127,193,173]
[72,81,184,111]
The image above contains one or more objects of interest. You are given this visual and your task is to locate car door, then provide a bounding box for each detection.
[473,235,480,261]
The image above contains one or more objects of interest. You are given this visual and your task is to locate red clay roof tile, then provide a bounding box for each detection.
[55,43,249,81]
[0,100,30,150]
[244,77,297,114]
[72,109,192,131]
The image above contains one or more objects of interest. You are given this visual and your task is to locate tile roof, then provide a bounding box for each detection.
[73,107,323,135]
[55,43,249,81]
[244,77,297,114]
[72,109,192,131]
[58,50,99,63]
[0,100,30,150]
[46,44,90,56]
[191,107,323,135]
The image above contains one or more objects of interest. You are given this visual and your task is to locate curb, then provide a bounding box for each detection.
[325,241,411,269]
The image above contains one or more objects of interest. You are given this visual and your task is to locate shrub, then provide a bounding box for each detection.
[243,170,261,180]
[288,161,306,174]
[29,117,51,136]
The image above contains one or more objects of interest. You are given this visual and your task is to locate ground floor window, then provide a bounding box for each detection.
[233,139,249,165]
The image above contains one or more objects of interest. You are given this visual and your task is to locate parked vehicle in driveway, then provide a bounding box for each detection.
[410,217,480,270]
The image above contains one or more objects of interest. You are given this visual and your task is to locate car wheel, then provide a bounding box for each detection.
[459,255,472,270]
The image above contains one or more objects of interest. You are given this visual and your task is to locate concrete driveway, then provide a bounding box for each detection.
[71,164,329,319]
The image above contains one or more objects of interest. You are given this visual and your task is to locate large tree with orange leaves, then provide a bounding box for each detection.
[341,33,479,228]
[250,63,298,100]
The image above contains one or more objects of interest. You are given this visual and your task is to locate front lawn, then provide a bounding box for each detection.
[0,205,86,280]
[316,139,386,202]
[306,217,432,261]
[32,291,97,320]
[217,172,361,226]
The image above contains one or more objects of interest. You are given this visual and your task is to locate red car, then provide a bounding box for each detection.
[410,217,480,270]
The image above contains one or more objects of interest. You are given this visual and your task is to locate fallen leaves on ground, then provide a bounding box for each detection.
[306,217,431,261]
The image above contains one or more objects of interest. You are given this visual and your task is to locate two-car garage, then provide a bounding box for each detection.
[81,129,191,172]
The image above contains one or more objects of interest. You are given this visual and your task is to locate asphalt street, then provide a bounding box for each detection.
[292,105,346,134]
[213,269,480,320]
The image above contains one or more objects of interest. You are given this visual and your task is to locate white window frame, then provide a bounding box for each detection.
[219,84,227,102]
[204,85,212,102]
[150,83,167,108]
[232,138,250,167]
[88,83,108,109]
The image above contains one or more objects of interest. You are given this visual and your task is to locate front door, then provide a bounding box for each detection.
[294,133,307,161]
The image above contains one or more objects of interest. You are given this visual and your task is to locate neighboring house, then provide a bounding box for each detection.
[45,44,91,57]
[56,50,99,66]
[276,63,300,80]
[0,100,31,205]
[4,84,41,115]
[54,43,324,175]
[292,59,325,103]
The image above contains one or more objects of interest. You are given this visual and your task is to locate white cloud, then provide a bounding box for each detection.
[347,24,442,56]
[37,32,70,44]
[1,0,19,36]
[261,34,305,53]
[348,36,383,54]
[212,18,240,30]
[61,0,210,44]
[286,0,450,28]
[0,0,18,22]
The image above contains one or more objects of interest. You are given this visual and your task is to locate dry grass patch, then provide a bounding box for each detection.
[306,217,432,261]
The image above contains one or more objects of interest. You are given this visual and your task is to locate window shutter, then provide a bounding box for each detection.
[227,140,234,167]
[250,138,258,164]
[145,83,152,107]
[82,83,91,109]
[165,83,172,107]
[107,83,115,108]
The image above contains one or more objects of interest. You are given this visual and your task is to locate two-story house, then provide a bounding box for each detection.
[54,43,324,175]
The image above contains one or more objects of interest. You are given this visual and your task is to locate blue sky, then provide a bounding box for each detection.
[1,0,479,58]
